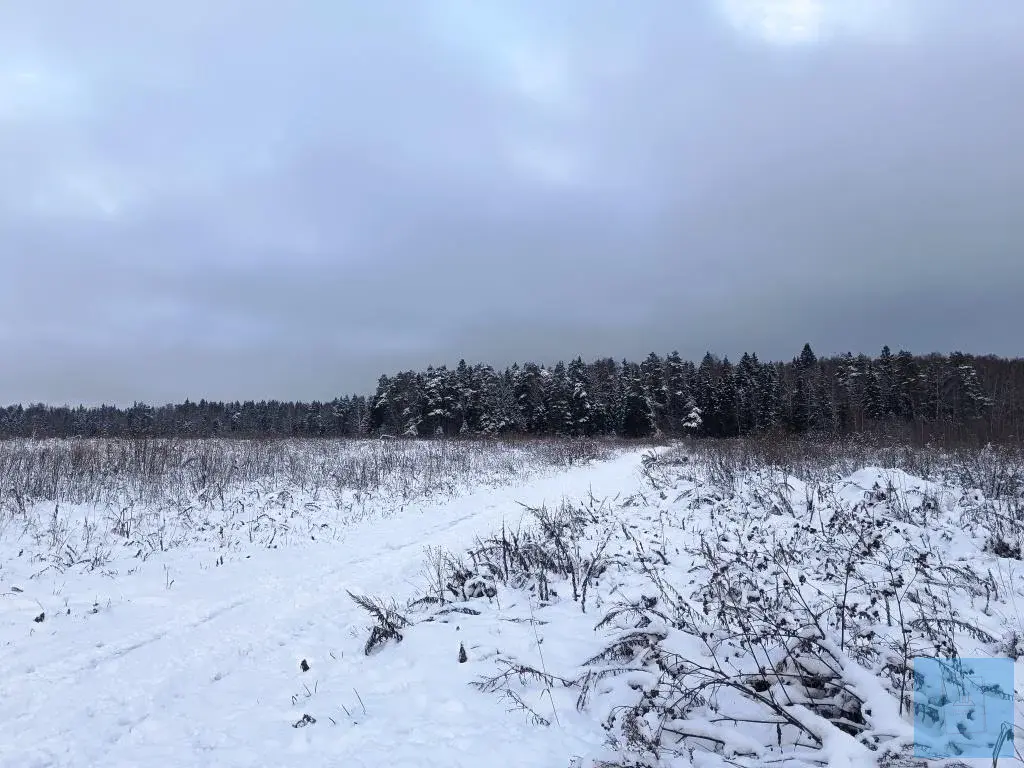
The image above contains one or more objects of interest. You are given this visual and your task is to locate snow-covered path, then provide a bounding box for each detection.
[1,449,649,768]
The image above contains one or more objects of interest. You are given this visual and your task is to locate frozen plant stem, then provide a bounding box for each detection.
[528,594,560,727]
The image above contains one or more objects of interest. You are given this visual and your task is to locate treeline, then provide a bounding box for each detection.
[2,346,1022,443]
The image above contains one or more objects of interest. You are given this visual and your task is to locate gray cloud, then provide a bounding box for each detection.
[2,1,1022,405]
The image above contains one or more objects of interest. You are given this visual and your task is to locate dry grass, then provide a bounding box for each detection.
[0,436,620,510]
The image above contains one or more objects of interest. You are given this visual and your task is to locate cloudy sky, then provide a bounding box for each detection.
[2,1,1022,405]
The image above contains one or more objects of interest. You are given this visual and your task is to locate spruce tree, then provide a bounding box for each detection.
[664,351,690,434]
[544,362,572,435]
[620,364,655,438]
[696,353,718,437]
[640,353,668,434]
[568,357,594,436]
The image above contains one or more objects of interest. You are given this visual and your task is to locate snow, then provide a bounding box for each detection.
[4,440,1024,767]
[0,445,650,768]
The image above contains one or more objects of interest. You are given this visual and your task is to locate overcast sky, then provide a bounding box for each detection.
[2,1,1022,405]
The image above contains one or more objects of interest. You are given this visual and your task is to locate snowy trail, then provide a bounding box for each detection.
[1,449,648,768]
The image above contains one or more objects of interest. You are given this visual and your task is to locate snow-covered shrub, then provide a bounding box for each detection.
[587,448,1021,766]
[425,441,1024,766]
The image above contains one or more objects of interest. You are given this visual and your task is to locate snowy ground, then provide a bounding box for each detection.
[0,440,649,768]
[3,439,1024,767]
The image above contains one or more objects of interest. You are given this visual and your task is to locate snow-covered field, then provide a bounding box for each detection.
[2,438,1024,767]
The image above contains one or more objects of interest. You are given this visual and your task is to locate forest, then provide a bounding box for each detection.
[3,345,1021,444]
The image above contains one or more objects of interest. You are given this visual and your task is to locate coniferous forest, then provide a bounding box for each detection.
[3,345,1022,444]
